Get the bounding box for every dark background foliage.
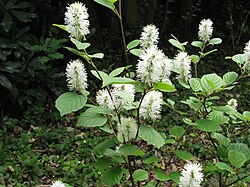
[0,0,249,118]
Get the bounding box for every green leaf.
[55,92,87,116]
[133,169,148,182]
[138,125,165,149]
[208,111,229,124]
[214,106,236,115]
[166,139,175,144]
[169,38,185,51]
[64,46,82,56]
[154,82,175,92]
[118,144,144,156]
[70,38,90,50]
[169,126,185,138]
[195,119,222,132]
[88,53,104,59]
[215,162,235,174]
[243,111,250,121]
[77,108,108,127]
[144,181,157,187]
[174,150,193,160]
[154,168,171,181]
[102,167,123,186]
[143,155,160,165]
[167,99,175,107]
[212,133,231,147]
[181,97,202,111]
[169,172,181,183]
[99,124,113,134]
[94,0,115,11]
[85,107,113,114]
[103,77,136,87]
[127,39,140,50]
[191,41,203,48]
[93,138,118,154]
[228,143,250,160]
[0,74,12,90]
[243,176,250,182]
[91,70,109,81]
[190,54,200,63]
[109,0,118,3]
[95,157,112,171]
[209,38,222,45]
[2,12,12,32]
[109,67,125,77]
[178,79,190,89]
[189,78,202,92]
[201,73,224,93]
[203,49,217,57]
[65,184,73,187]
[52,24,67,31]
[228,150,246,168]
[223,72,238,85]
[232,54,245,66]
[130,48,142,57]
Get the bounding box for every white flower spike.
[140,24,159,49]
[139,90,163,120]
[227,98,238,109]
[243,40,250,73]
[198,19,213,42]
[65,2,90,40]
[96,89,115,110]
[173,52,192,82]
[66,59,88,92]
[179,162,204,187]
[117,117,138,142]
[137,46,171,86]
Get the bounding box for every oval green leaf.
[215,162,235,174]
[228,150,246,168]
[133,169,148,182]
[55,92,87,116]
[195,119,222,132]
[174,150,193,160]
[127,39,140,50]
[102,167,123,186]
[169,126,185,138]
[138,125,165,149]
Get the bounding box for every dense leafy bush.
[53,1,250,186]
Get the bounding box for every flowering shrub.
[53,1,250,186]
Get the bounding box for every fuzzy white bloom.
[173,52,192,82]
[51,180,65,187]
[159,57,172,81]
[66,59,88,92]
[227,98,238,109]
[96,89,115,110]
[112,84,135,97]
[117,117,138,142]
[96,84,135,111]
[244,40,250,57]
[140,24,159,49]
[139,90,163,120]
[243,40,250,73]
[198,19,213,42]
[112,84,135,107]
[137,46,171,86]
[179,162,204,187]
[65,2,90,40]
